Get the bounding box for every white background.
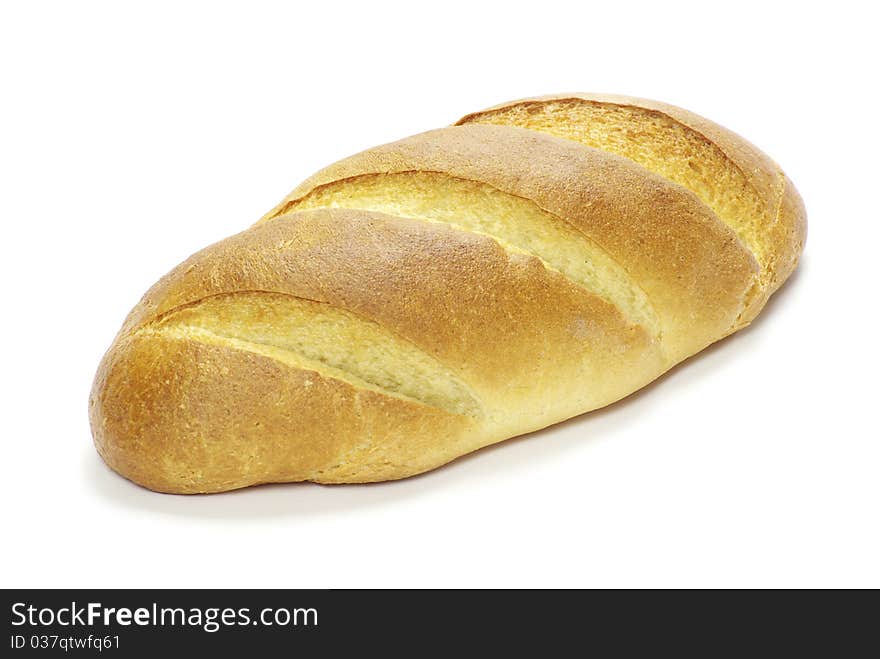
[2,1,877,588]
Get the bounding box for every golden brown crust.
[90,95,806,494]
[458,92,781,203]
[772,172,807,292]
[264,124,757,361]
[456,93,807,314]
[91,332,479,493]
[91,209,663,492]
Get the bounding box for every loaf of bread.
[90,94,806,493]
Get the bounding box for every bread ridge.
[261,124,757,362]
[142,290,483,416]
[92,331,483,492]
[455,93,807,324]
[286,170,661,337]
